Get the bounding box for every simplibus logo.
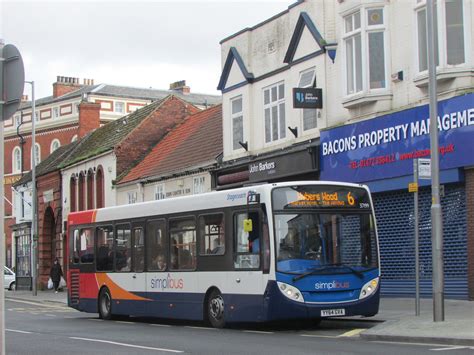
[315,281,350,290]
[150,273,184,290]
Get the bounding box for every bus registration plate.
[321,308,345,317]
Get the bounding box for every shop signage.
[293,88,323,109]
[320,94,474,182]
[248,148,318,182]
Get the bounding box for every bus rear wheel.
[99,288,113,320]
[207,290,225,328]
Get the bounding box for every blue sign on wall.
[320,93,474,183]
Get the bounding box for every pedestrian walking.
[50,258,63,293]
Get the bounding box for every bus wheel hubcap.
[210,296,224,319]
[102,293,110,313]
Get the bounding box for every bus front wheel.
[99,288,113,320]
[207,289,225,328]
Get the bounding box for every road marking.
[6,299,63,308]
[371,341,451,347]
[45,314,57,317]
[150,324,171,327]
[338,328,365,337]
[431,346,474,351]
[243,330,274,334]
[6,329,32,334]
[300,334,337,339]
[69,337,183,353]
[184,326,217,330]
[115,321,135,324]
[88,319,104,322]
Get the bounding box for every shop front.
[213,143,319,190]
[320,93,474,300]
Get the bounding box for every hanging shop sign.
[293,88,323,109]
[320,93,474,183]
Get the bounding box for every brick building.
[5,75,220,271]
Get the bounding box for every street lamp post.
[427,0,444,322]
[25,81,38,296]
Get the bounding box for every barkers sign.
[320,94,474,182]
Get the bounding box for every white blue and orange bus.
[67,181,380,327]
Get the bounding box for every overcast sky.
[1,0,295,99]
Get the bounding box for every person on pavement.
[50,258,63,294]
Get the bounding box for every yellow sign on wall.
[408,182,418,193]
[3,175,21,185]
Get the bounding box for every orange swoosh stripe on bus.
[92,210,97,223]
[95,273,150,301]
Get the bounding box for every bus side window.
[146,219,167,271]
[169,218,196,270]
[199,214,225,256]
[79,228,94,264]
[72,229,80,264]
[96,226,114,271]
[116,225,131,272]
[132,227,145,272]
[234,212,260,269]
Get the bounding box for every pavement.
[4,289,474,346]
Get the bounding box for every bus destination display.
[273,186,371,210]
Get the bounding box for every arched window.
[96,166,104,209]
[71,135,78,142]
[31,143,41,168]
[70,175,77,213]
[87,169,94,210]
[50,139,61,153]
[12,147,22,173]
[78,172,85,211]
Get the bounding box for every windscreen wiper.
[292,264,364,282]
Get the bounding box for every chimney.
[53,75,92,98]
[78,101,101,138]
[169,80,190,95]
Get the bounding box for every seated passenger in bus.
[154,254,166,271]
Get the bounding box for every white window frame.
[154,184,165,200]
[415,0,469,74]
[71,135,78,142]
[193,176,206,195]
[115,101,125,114]
[230,95,244,151]
[263,81,286,144]
[342,6,388,97]
[31,143,41,168]
[50,139,61,153]
[127,191,138,204]
[12,147,21,173]
[298,67,318,132]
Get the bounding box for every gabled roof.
[283,12,326,64]
[59,97,170,169]
[14,141,81,187]
[119,104,223,185]
[217,47,254,91]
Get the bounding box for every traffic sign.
[409,182,418,193]
[418,158,431,180]
[1,44,25,121]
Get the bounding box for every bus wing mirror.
[243,219,253,233]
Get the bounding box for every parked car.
[4,266,16,291]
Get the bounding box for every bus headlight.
[277,282,304,303]
[359,277,379,300]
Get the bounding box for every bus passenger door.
[130,223,147,316]
[229,210,266,321]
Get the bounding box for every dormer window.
[231,96,243,151]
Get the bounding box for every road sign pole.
[414,159,420,316]
[427,0,444,322]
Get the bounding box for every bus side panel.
[145,292,203,320]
